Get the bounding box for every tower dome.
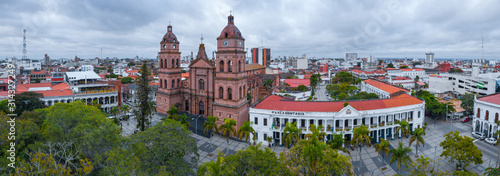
[162,25,179,44]
[218,15,244,40]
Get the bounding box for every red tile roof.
[284,79,310,88]
[16,83,53,92]
[30,70,46,74]
[400,68,424,71]
[478,93,500,105]
[35,89,73,97]
[364,79,409,94]
[51,82,70,90]
[181,73,190,79]
[254,94,423,112]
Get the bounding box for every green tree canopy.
[104,119,198,175]
[440,131,483,170]
[387,63,395,68]
[133,60,155,131]
[120,76,134,84]
[14,92,45,115]
[220,144,290,175]
[460,93,474,115]
[41,101,121,171]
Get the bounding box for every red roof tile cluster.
[364,79,409,94]
[400,68,424,71]
[284,79,310,88]
[51,82,70,90]
[16,82,71,94]
[181,73,190,79]
[254,94,423,112]
[35,89,73,97]
[30,70,46,75]
[478,93,500,105]
[392,76,410,80]
[352,69,386,75]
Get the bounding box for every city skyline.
[1,0,500,60]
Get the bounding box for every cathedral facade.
[156,15,265,128]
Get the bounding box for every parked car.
[485,138,497,145]
[472,132,486,140]
[461,117,471,122]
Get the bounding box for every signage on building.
[271,111,305,116]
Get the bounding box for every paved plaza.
[120,112,499,175]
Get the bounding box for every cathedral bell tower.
[157,24,182,114]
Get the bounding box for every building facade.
[249,94,425,146]
[473,93,500,138]
[156,15,265,128]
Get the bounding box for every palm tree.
[167,105,179,120]
[110,106,119,117]
[395,119,410,142]
[374,138,390,161]
[327,132,350,155]
[390,142,412,171]
[237,121,254,145]
[351,124,371,169]
[283,122,301,148]
[203,116,219,156]
[409,128,425,156]
[179,114,190,129]
[266,137,273,148]
[120,105,131,121]
[422,122,428,135]
[263,79,273,91]
[219,118,237,154]
[197,147,224,176]
[303,124,327,174]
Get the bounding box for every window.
[219,60,224,72]
[264,118,267,126]
[477,108,480,118]
[228,60,232,72]
[495,113,499,123]
[218,87,223,99]
[254,117,258,125]
[485,110,489,121]
[176,59,180,68]
[264,134,267,140]
[418,111,421,118]
[171,59,174,68]
[177,79,180,88]
[172,80,175,88]
[164,79,167,89]
[254,132,258,140]
[228,88,232,100]
[199,101,204,115]
[199,79,205,90]
[185,100,189,111]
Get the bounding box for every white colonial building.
[473,93,500,138]
[361,79,410,99]
[249,93,425,146]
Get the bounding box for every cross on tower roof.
[201,34,204,44]
[230,10,232,15]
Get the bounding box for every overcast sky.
[1,0,499,60]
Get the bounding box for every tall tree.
[167,104,179,120]
[178,114,190,129]
[237,121,254,145]
[14,92,45,115]
[396,119,410,142]
[440,131,483,170]
[409,128,425,156]
[283,122,301,148]
[203,116,219,156]
[390,142,412,171]
[387,63,395,68]
[460,93,474,116]
[133,60,155,132]
[327,132,350,155]
[374,138,390,161]
[219,118,237,154]
[351,124,371,170]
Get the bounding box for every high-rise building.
[346,53,357,61]
[251,47,270,67]
[425,52,434,63]
[44,54,50,70]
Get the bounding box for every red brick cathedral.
[156,15,265,129]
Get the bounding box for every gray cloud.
[0,0,499,60]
